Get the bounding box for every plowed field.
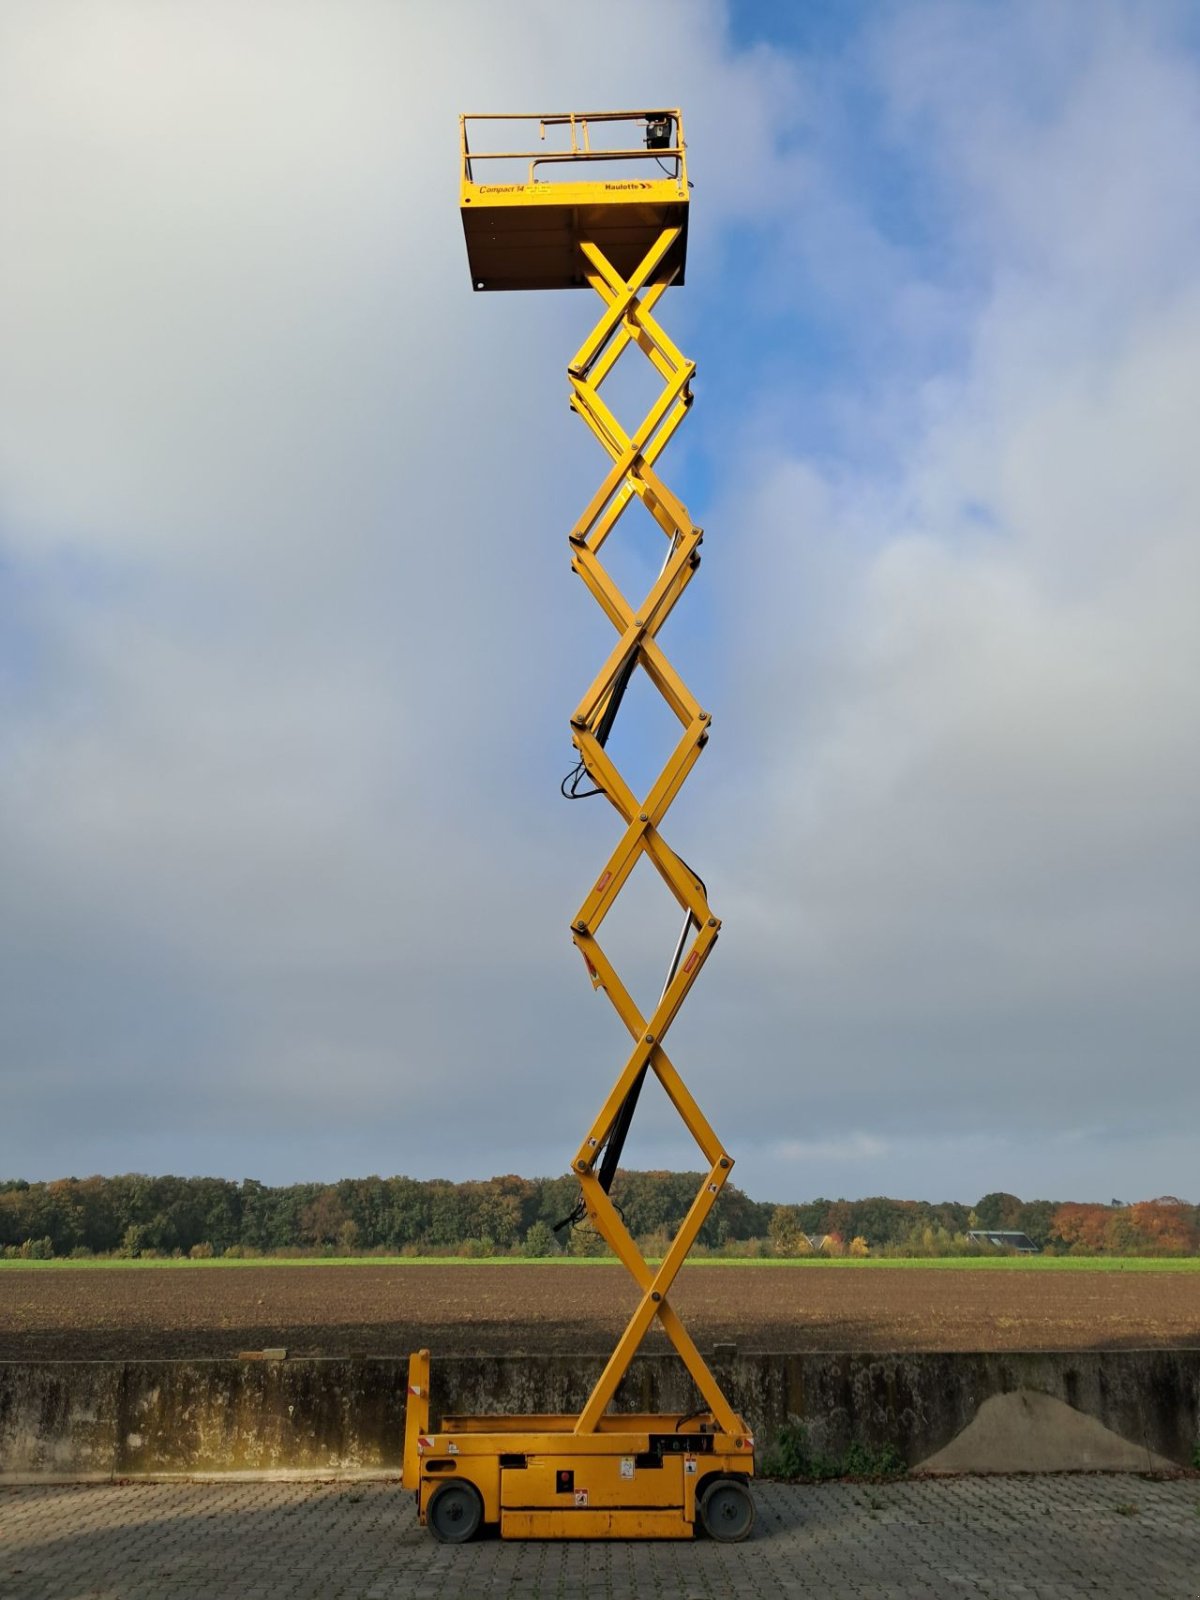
[4,1262,1198,1360]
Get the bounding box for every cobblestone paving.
[1,1476,1197,1599]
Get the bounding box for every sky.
[2,0,1198,1206]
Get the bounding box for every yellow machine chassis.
[403,1350,752,1541]
[404,112,752,1542]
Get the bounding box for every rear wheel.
[426,1480,483,1544]
[698,1476,754,1542]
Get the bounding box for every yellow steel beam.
[402,1348,430,1491]
[576,1173,740,1434]
[459,223,737,1446]
[568,229,680,379]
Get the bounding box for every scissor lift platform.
[412,110,752,1543]
[460,111,689,291]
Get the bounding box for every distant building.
[967,1229,1039,1254]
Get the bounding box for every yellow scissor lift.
[402,110,754,1544]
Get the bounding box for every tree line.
[0,1173,1195,1259]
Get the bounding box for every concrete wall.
[2,1350,1197,1482]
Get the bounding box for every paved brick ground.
[1,1476,1197,1599]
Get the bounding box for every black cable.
[560,759,603,800]
[675,1408,709,1432]
[594,1065,647,1196]
[595,650,638,744]
[674,851,707,903]
[551,1185,628,1236]
[552,1196,586,1234]
[558,648,638,800]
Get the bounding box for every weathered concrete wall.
[2,1350,1197,1481]
[0,1359,409,1480]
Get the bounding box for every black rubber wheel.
[698,1476,755,1542]
[426,1480,483,1544]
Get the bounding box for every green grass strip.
[2,1255,1197,1272]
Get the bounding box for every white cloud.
[0,0,811,1183]
[772,1133,888,1165]
[704,3,1200,1201]
[1,2,1196,1205]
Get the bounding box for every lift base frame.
[403,1353,754,1540]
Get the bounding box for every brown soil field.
[3,1264,1198,1361]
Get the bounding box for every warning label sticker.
[619,1458,635,1479]
[574,1488,589,1507]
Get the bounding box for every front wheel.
[698,1476,755,1542]
[426,1480,483,1544]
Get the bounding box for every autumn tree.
[768,1205,802,1257]
[300,1189,351,1248]
[1128,1200,1198,1255]
[975,1192,1023,1230]
[1051,1203,1111,1253]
